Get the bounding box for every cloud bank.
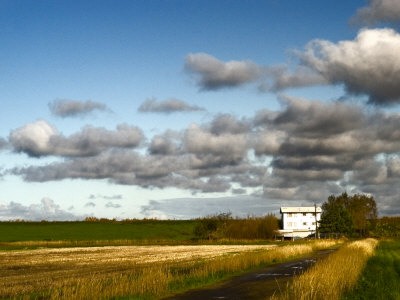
[0,198,82,221]
[141,196,284,219]
[8,96,400,215]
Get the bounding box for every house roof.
[280,207,322,213]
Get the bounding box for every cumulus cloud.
[350,0,400,25]
[84,201,96,207]
[0,198,82,221]
[9,120,144,157]
[185,53,262,90]
[138,98,205,113]
[10,97,400,215]
[49,99,109,117]
[299,28,400,104]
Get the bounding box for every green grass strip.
[343,239,400,300]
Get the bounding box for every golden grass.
[275,238,378,300]
[0,240,339,299]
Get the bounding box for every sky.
[1,0,400,220]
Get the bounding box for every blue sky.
[1,0,400,220]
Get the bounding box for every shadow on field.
[164,247,338,300]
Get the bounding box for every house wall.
[282,212,321,231]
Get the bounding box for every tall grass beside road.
[276,239,378,300]
[0,240,338,299]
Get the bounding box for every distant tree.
[319,195,355,236]
[319,192,378,237]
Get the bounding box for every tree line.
[193,213,279,240]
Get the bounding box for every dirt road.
[164,248,337,300]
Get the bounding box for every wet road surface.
[164,248,337,300]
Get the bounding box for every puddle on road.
[255,273,291,278]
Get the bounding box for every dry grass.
[275,238,378,300]
[0,240,338,299]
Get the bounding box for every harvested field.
[0,244,275,298]
[0,241,338,299]
[0,244,277,265]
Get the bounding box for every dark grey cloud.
[185,53,262,90]
[49,99,109,118]
[9,120,144,157]
[138,98,205,113]
[272,95,365,138]
[350,0,400,25]
[149,135,179,155]
[263,181,344,203]
[0,198,82,221]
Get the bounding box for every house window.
[288,222,292,227]
[303,222,307,226]
[293,222,297,227]
[288,213,292,218]
[303,213,306,216]
[312,222,316,225]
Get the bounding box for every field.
[0,220,197,243]
[0,240,338,299]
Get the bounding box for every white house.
[278,206,322,239]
